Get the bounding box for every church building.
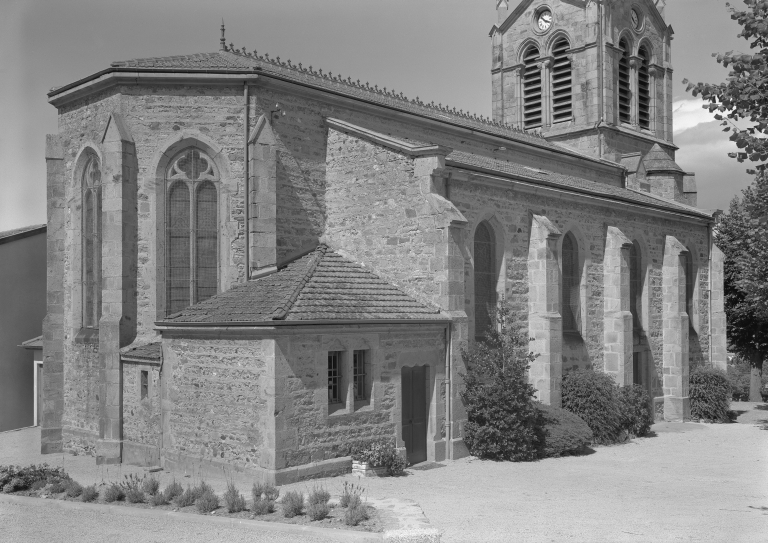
[42,0,726,484]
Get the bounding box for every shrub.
[149,492,169,506]
[459,305,545,461]
[690,367,731,422]
[81,485,98,502]
[2,478,24,493]
[727,357,768,400]
[536,403,593,457]
[195,490,219,513]
[48,478,69,494]
[619,384,654,437]
[223,482,246,513]
[344,495,369,526]
[125,487,145,504]
[173,485,197,508]
[307,486,330,506]
[141,477,160,496]
[281,490,304,518]
[104,483,125,503]
[386,455,407,476]
[339,481,364,508]
[30,480,47,492]
[163,480,184,501]
[350,439,407,474]
[252,482,279,502]
[561,370,624,445]
[0,464,67,491]
[307,501,330,521]
[65,481,83,498]
[251,498,275,515]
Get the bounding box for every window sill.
[328,403,347,416]
[353,400,372,412]
[74,327,100,345]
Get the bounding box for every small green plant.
[141,477,160,496]
[149,491,169,506]
[350,439,408,474]
[65,481,83,498]
[223,482,246,513]
[195,489,219,513]
[173,485,197,508]
[339,481,364,508]
[690,367,731,422]
[104,483,125,503]
[619,384,654,437]
[81,485,98,502]
[344,495,369,526]
[307,501,330,521]
[251,497,275,515]
[30,480,47,492]
[307,485,330,506]
[252,482,279,502]
[163,480,184,501]
[281,490,304,518]
[125,487,145,503]
[48,478,69,494]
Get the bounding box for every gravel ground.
[2,402,767,542]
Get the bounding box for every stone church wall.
[61,342,100,455]
[122,361,161,466]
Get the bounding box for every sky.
[0,0,756,231]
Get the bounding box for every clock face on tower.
[537,10,552,31]
[631,9,641,30]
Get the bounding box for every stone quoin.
[41,0,726,484]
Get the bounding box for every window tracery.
[82,156,102,329]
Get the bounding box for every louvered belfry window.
[552,38,572,123]
[629,241,642,331]
[474,222,497,341]
[166,148,218,315]
[82,156,102,328]
[561,233,581,333]
[618,39,631,124]
[523,45,543,129]
[638,46,651,129]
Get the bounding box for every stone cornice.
[326,117,452,157]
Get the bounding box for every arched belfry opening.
[474,221,497,342]
[523,45,542,129]
[638,45,651,129]
[552,37,572,123]
[618,38,631,124]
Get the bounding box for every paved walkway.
[2,402,767,542]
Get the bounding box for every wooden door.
[401,365,428,465]
[36,364,43,426]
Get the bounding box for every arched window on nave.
[561,232,581,333]
[474,222,497,342]
[82,155,102,329]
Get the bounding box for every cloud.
[673,99,720,134]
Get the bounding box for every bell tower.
[491,0,681,175]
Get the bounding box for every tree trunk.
[749,351,764,402]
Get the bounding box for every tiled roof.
[0,224,46,244]
[20,336,43,349]
[163,245,444,324]
[447,151,713,219]
[642,144,684,173]
[107,49,585,155]
[121,342,162,362]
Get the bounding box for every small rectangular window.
[140,370,149,400]
[353,350,367,401]
[328,352,342,404]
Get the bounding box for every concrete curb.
[0,494,382,542]
[369,497,442,543]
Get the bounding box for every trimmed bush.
[536,403,593,457]
[619,384,654,437]
[163,480,184,501]
[459,305,545,461]
[81,485,98,502]
[690,367,731,422]
[65,481,83,498]
[562,370,624,445]
[104,483,125,503]
[223,482,246,513]
[141,477,160,496]
[281,490,304,518]
[195,490,219,513]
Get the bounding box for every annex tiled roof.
[0,224,46,244]
[642,144,685,173]
[163,245,444,324]
[19,336,43,350]
[447,151,713,219]
[121,342,162,362]
[107,48,585,156]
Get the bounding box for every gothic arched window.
[474,222,497,341]
[618,38,631,124]
[82,155,102,329]
[638,45,651,129]
[684,249,695,331]
[561,232,581,333]
[166,148,219,315]
[629,241,643,332]
[552,37,572,123]
[523,45,543,129]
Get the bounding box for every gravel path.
[2,402,767,542]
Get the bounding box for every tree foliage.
[459,305,545,461]
[684,1,768,172]
[715,173,768,401]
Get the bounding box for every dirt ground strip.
[2,402,767,542]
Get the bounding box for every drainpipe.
[707,221,713,365]
[597,1,605,159]
[444,324,452,460]
[244,82,250,280]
